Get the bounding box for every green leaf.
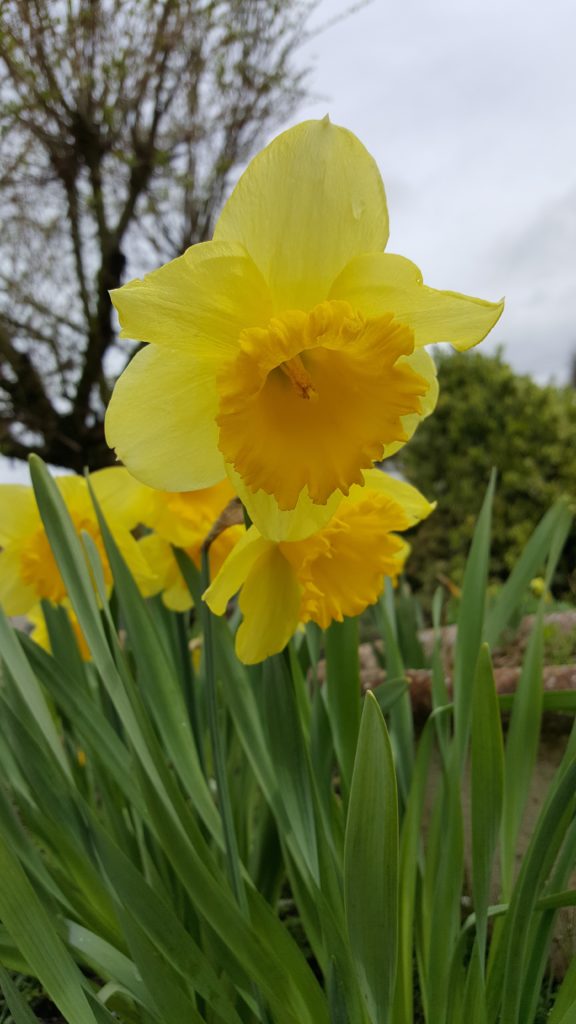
[0,965,42,1023]
[548,954,576,1024]
[344,691,399,1023]
[0,831,102,1024]
[501,605,544,896]
[262,653,319,881]
[496,760,576,1024]
[85,476,221,841]
[0,607,68,776]
[324,617,361,800]
[28,455,114,675]
[452,471,495,764]
[374,586,414,803]
[485,500,573,648]
[470,645,504,966]
[393,713,440,1022]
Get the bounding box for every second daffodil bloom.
[136,480,244,611]
[203,470,434,664]
[106,118,503,538]
[0,469,154,616]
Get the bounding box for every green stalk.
[200,545,271,1023]
[200,545,247,914]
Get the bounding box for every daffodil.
[106,118,503,538]
[0,469,154,616]
[203,470,434,664]
[136,480,244,611]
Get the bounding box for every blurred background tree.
[400,349,576,605]
[0,0,318,470]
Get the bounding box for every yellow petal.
[105,345,225,490]
[136,533,174,597]
[116,530,160,593]
[162,579,194,613]
[356,469,436,526]
[203,527,271,615]
[214,119,388,312]
[236,546,302,664]
[0,485,38,545]
[330,253,504,351]
[89,467,155,530]
[0,547,37,615]
[228,465,340,542]
[143,480,238,549]
[110,241,272,358]
[381,348,439,459]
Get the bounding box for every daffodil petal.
[0,485,38,544]
[357,469,435,525]
[203,527,271,615]
[105,345,225,490]
[163,579,194,613]
[228,464,340,542]
[0,547,37,615]
[236,546,302,664]
[110,241,272,357]
[381,348,439,459]
[330,253,504,350]
[136,534,172,598]
[214,119,388,312]
[89,467,153,530]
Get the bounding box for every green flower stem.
[200,544,271,1023]
[200,545,248,914]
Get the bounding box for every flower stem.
[200,545,271,1022]
[200,545,248,913]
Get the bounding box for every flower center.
[216,300,427,511]
[279,355,318,400]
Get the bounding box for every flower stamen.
[279,355,318,400]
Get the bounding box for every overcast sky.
[293,0,576,383]
[2,0,574,483]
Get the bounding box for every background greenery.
[400,349,576,608]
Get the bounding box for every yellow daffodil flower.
[0,469,154,616]
[28,602,91,662]
[136,479,243,611]
[203,470,434,664]
[106,118,503,538]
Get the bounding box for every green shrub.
[400,349,576,605]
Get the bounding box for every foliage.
[0,0,315,470]
[400,348,576,606]
[0,458,574,1023]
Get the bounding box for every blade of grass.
[0,965,43,1024]
[485,500,572,648]
[324,617,361,802]
[471,644,504,968]
[344,691,399,1023]
[501,603,545,896]
[452,471,495,767]
[0,831,105,1024]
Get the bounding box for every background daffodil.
[203,470,435,664]
[106,118,503,534]
[0,469,154,616]
[136,480,244,611]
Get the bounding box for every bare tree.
[0,0,314,470]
